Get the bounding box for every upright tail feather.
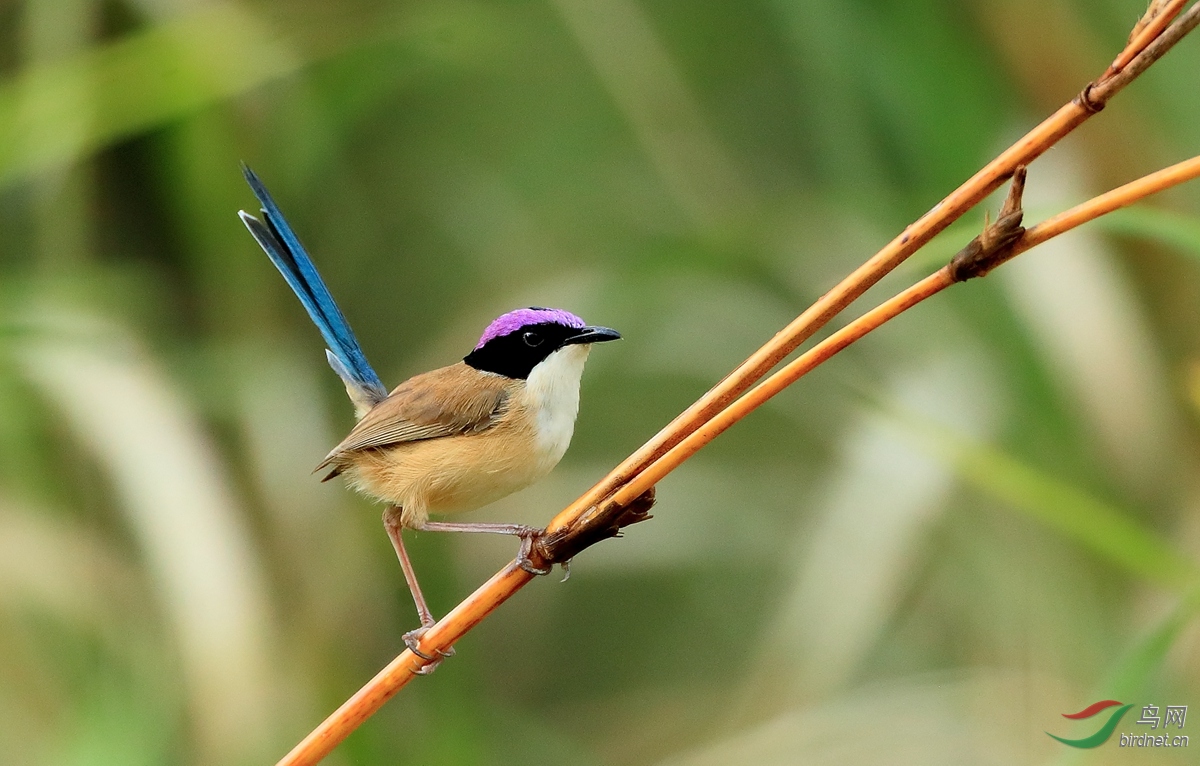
[238,165,388,416]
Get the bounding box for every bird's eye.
[522,331,543,347]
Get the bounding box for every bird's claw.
[403,625,454,674]
[515,527,552,576]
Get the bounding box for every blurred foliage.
[1,0,1199,764]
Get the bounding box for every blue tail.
[238,165,387,410]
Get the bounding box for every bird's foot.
[515,527,553,576]
[403,624,455,674]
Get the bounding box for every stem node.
[948,166,1027,282]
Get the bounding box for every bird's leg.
[383,509,435,627]
[413,521,552,576]
[383,508,453,672]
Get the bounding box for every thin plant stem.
[1015,155,1200,255]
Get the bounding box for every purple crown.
[475,307,585,349]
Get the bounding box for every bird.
[237,166,620,664]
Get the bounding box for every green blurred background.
[2,0,1199,763]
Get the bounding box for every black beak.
[564,326,622,345]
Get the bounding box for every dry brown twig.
[276,4,1200,764]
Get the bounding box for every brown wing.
[317,362,512,475]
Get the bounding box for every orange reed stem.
[1016,154,1200,254]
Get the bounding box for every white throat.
[522,343,591,464]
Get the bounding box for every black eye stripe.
[464,321,580,379]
